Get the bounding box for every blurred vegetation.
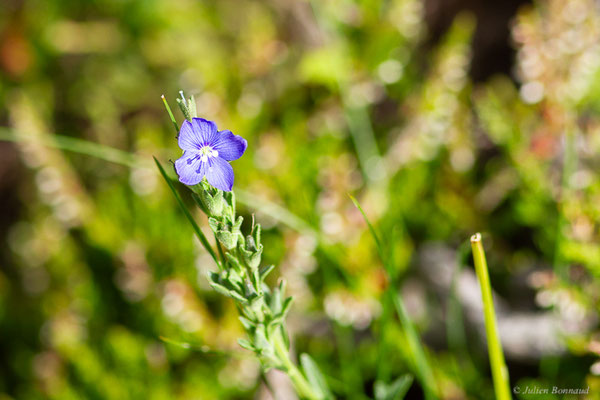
[1,0,600,399]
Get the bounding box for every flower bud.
[208,216,243,250]
[240,224,263,269]
[196,184,224,217]
[176,91,197,121]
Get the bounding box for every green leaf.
[254,324,271,352]
[270,285,282,314]
[225,252,244,275]
[374,375,414,400]
[238,339,255,351]
[240,242,263,270]
[270,297,293,327]
[195,185,224,217]
[260,264,275,280]
[243,277,259,300]
[239,316,255,330]
[0,127,148,169]
[215,229,239,250]
[278,279,287,297]
[223,190,236,221]
[279,325,290,350]
[229,290,249,304]
[392,294,436,399]
[209,281,232,297]
[225,265,244,288]
[159,336,230,356]
[154,158,218,263]
[300,353,333,400]
[280,296,293,317]
[208,217,220,232]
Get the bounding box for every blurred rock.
[418,242,596,361]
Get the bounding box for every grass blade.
[391,293,436,400]
[161,94,180,135]
[470,233,511,400]
[237,189,322,241]
[154,157,218,263]
[159,336,248,358]
[0,127,147,169]
[348,195,383,258]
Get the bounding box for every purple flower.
[174,118,247,191]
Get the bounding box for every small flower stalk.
[162,91,331,400]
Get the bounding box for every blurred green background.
[1,0,600,398]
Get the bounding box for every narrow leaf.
[271,286,282,314]
[161,95,180,135]
[259,264,275,280]
[374,374,414,400]
[0,127,147,169]
[392,294,436,400]
[229,290,249,304]
[239,316,255,330]
[209,281,232,297]
[280,325,290,350]
[238,339,255,351]
[159,336,229,356]
[280,296,293,317]
[300,353,333,400]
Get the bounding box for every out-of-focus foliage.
[1,0,600,398]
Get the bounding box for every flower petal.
[178,118,218,151]
[211,130,248,161]
[192,118,219,144]
[205,157,234,191]
[177,120,199,151]
[174,151,207,185]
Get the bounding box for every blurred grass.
[350,195,435,400]
[1,0,600,399]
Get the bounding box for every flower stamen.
[199,146,218,163]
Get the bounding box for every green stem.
[470,233,511,400]
[273,330,322,400]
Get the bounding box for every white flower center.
[199,146,219,162]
